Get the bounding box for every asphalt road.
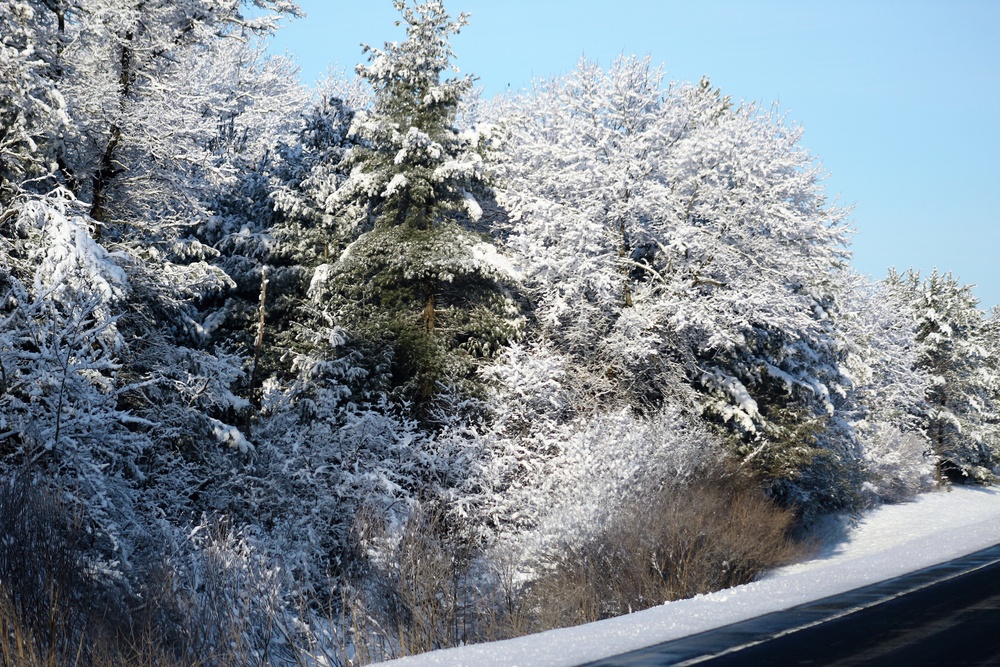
[583,543,1000,667]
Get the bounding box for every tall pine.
[313,1,519,409]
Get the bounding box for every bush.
[344,502,483,661]
[0,474,122,664]
[0,475,327,666]
[135,519,296,667]
[336,467,807,659]
[523,467,805,629]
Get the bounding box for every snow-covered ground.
[376,486,1000,667]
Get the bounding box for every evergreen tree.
[311,1,519,409]
[888,268,998,484]
[263,76,366,393]
[984,307,1000,459]
[838,271,933,502]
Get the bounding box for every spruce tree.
[314,1,519,409]
[888,268,998,484]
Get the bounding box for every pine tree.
[312,1,519,409]
[888,268,998,484]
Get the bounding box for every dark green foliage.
[274,1,521,413]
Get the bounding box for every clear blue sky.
[264,0,1000,310]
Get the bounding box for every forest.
[1,0,999,664]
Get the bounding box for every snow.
[209,418,254,455]
[383,172,409,197]
[375,486,1000,667]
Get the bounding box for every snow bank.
[376,486,1000,667]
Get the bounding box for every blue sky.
[264,0,1000,310]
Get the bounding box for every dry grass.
[522,467,806,630]
[0,475,116,667]
[0,595,190,667]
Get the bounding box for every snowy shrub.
[0,475,114,655]
[0,483,325,667]
[138,518,297,667]
[524,468,803,629]
[247,326,479,595]
[859,424,934,504]
[467,338,740,566]
[457,340,811,638]
[466,374,736,576]
[508,408,726,558]
[345,501,484,660]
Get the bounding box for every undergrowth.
[0,467,806,665]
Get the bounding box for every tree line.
[1,0,998,662]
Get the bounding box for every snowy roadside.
[375,486,1000,667]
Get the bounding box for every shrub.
[0,476,326,666]
[344,502,482,661]
[523,467,805,629]
[0,474,117,664]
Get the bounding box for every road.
[582,543,1000,667]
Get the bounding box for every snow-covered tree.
[0,192,151,565]
[179,37,311,401]
[269,73,369,268]
[0,0,306,359]
[246,337,478,589]
[253,74,368,398]
[888,268,998,483]
[0,0,309,581]
[984,307,1000,457]
[49,0,298,227]
[838,271,933,501]
[491,57,855,511]
[306,0,520,408]
[489,57,696,391]
[0,1,69,204]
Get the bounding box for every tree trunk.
[423,283,436,334]
[934,388,947,488]
[249,266,269,406]
[90,32,134,232]
[618,219,634,308]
